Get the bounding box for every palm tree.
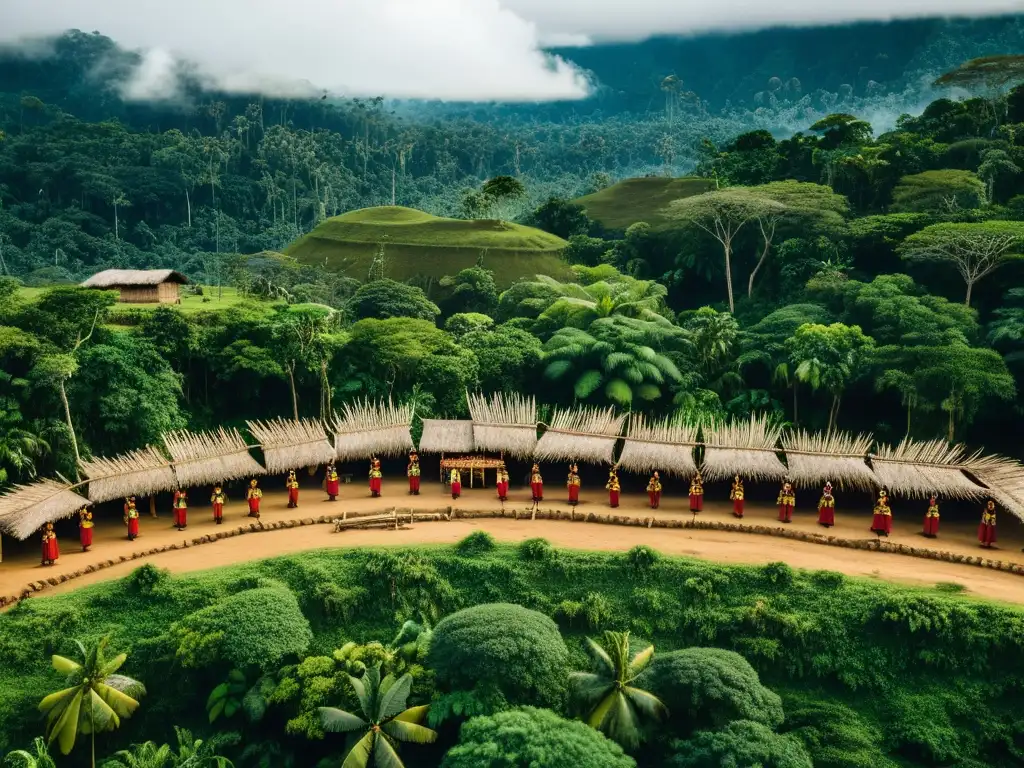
[168,726,235,767]
[570,630,667,749]
[318,664,436,768]
[0,392,49,485]
[532,274,673,332]
[103,741,172,768]
[38,636,146,767]
[3,737,57,768]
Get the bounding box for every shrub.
[783,695,898,768]
[441,707,635,768]
[125,563,170,595]
[625,545,659,577]
[669,720,813,768]
[455,531,497,557]
[519,537,556,561]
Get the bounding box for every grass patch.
[574,176,715,230]
[286,206,571,288]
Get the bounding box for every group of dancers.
[36,455,1009,565]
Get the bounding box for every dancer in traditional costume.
[124,497,140,540]
[369,457,383,498]
[211,485,227,524]
[407,451,421,495]
[40,522,58,566]
[647,472,662,509]
[496,463,510,502]
[246,479,262,518]
[606,468,621,508]
[530,464,544,502]
[777,481,795,523]
[78,506,94,551]
[325,462,340,501]
[173,489,188,530]
[923,495,939,538]
[286,470,300,509]
[730,475,745,518]
[978,499,997,548]
[817,482,835,528]
[689,471,704,512]
[567,464,581,506]
[450,468,462,500]
[870,489,892,536]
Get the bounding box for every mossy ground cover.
[1,540,1022,766]
[573,177,715,230]
[286,206,571,288]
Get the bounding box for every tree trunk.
[748,243,770,298]
[965,280,974,307]
[185,187,191,228]
[114,203,119,240]
[723,241,735,313]
[906,401,911,437]
[57,378,81,478]
[792,384,798,426]
[288,362,299,421]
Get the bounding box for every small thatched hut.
[81,269,189,304]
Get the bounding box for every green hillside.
[575,177,715,230]
[286,206,571,287]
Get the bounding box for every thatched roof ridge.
[534,406,626,464]
[468,392,538,458]
[82,269,189,288]
[701,415,786,482]
[418,419,475,454]
[963,452,1024,521]
[81,446,177,503]
[870,438,986,499]
[782,429,876,490]
[163,428,264,487]
[246,418,335,474]
[332,399,414,461]
[618,414,698,476]
[0,479,91,540]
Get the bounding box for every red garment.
[818,505,835,527]
[42,535,59,563]
[923,515,939,537]
[978,522,997,546]
[247,498,260,516]
[409,476,420,493]
[568,485,580,504]
[451,481,462,499]
[369,477,382,496]
[288,487,299,505]
[689,493,703,512]
[497,481,509,500]
[531,482,543,502]
[174,507,187,528]
[326,478,340,499]
[871,513,892,535]
[80,526,93,549]
[213,503,224,521]
[127,517,140,537]
[778,504,793,523]
[609,490,620,508]
[733,499,744,518]
[648,491,661,509]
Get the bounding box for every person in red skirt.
[246,479,262,518]
[567,464,581,506]
[325,462,340,501]
[817,481,835,528]
[173,488,188,530]
[647,472,662,509]
[211,485,227,524]
[730,475,745,518]
[777,481,795,523]
[923,495,939,538]
[496,462,510,501]
[78,506,94,551]
[369,457,383,498]
[870,489,892,536]
[530,464,544,502]
[407,451,421,495]
[41,521,59,566]
[286,470,300,509]
[689,471,704,512]
[606,468,621,508]
[124,497,140,540]
[450,468,462,499]
[978,499,997,548]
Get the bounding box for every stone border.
[4,506,1022,608]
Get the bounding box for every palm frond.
[871,438,987,499]
[318,707,368,734]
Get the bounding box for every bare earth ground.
[3,479,1024,604]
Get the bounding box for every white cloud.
[0,0,1019,101]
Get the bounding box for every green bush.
[783,695,898,768]
[668,720,813,768]
[441,707,635,768]
[625,545,659,577]
[519,537,556,561]
[125,563,171,595]
[455,531,497,557]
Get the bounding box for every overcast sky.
[0,0,1020,101]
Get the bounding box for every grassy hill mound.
[287,206,570,288]
[575,176,715,230]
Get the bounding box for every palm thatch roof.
[701,415,787,482]
[781,429,876,490]
[418,419,475,454]
[332,399,414,461]
[0,480,91,540]
[870,438,987,499]
[963,453,1024,521]
[534,407,626,465]
[163,428,264,487]
[246,418,335,474]
[81,446,177,503]
[81,269,189,288]
[468,392,538,458]
[617,414,698,476]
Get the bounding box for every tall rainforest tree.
[786,323,874,432]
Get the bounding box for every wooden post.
[149,495,157,518]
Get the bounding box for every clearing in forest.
[575,176,715,230]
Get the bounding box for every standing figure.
[817,482,835,528]
[606,468,621,508]
[689,471,704,512]
[172,489,188,530]
[978,499,997,548]
[325,462,340,501]
[450,468,462,500]
[407,451,421,495]
[286,470,300,509]
[369,457,383,498]
[41,522,59,566]
[124,497,140,540]
[246,479,263,518]
[870,489,892,536]
[496,463,510,502]
[777,481,795,523]
[211,485,227,524]
[647,472,662,509]
[730,476,745,518]
[530,464,544,502]
[567,464,581,506]
[78,506,94,551]
[923,495,940,538]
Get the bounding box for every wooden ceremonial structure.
[1,392,1024,557]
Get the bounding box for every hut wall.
[117,286,161,304]
[157,282,181,303]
